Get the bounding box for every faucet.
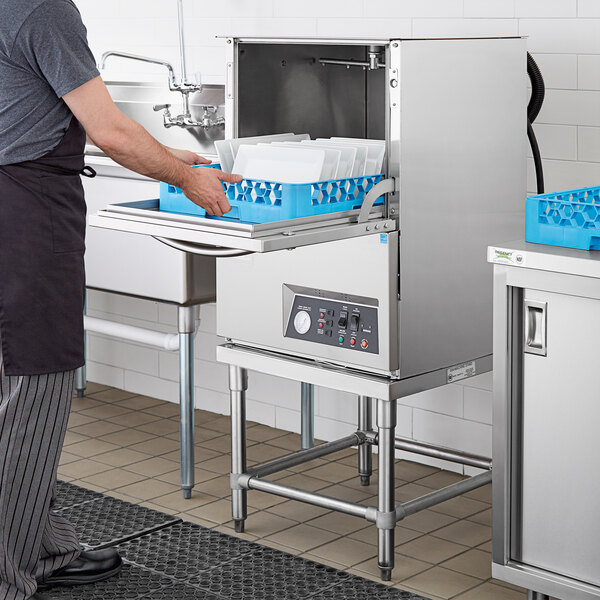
[99,51,179,87]
[99,50,212,128]
[99,1,223,130]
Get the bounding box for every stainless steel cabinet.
[522,288,600,587]
[490,241,600,600]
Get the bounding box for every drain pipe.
[84,316,181,351]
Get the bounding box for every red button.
[350,339,356,346]
[318,323,324,329]
[320,312,325,318]
[361,340,368,349]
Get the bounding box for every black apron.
[0,117,95,376]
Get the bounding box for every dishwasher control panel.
[284,292,379,354]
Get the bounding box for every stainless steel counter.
[490,240,600,600]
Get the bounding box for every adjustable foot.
[182,487,192,499]
[360,475,371,486]
[76,389,85,398]
[234,520,245,533]
[380,568,392,581]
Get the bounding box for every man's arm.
[63,76,240,217]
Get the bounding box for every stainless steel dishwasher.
[490,241,600,600]
[91,36,527,578]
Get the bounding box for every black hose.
[527,120,544,194]
[527,52,545,193]
[527,53,545,123]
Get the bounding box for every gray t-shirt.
[0,0,99,164]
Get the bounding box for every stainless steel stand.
[178,306,196,499]
[300,382,315,450]
[358,396,373,486]
[77,294,199,498]
[229,365,248,533]
[74,358,86,398]
[377,398,396,580]
[75,294,87,398]
[221,343,492,580]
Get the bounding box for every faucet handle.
[153,103,171,112]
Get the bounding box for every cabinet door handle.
[524,300,547,356]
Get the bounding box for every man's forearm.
[93,114,193,188]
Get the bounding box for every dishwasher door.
[89,197,395,255]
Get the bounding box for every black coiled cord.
[527,52,545,193]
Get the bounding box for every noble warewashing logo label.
[489,247,525,266]
[447,361,476,383]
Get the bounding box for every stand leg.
[75,293,87,398]
[179,306,195,499]
[301,382,315,450]
[230,365,248,533]
[528,593,550,600]
[358,395,373,486]
[74,364,86,398]
[377,398,396,581]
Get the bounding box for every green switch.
[338,336,345,343]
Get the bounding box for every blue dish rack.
[525,186,600,250]
[159,164,385,224]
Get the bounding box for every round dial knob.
[293,310,311,335]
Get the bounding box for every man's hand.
[165,147,211,166]
[179,167,242,217]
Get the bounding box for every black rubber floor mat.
[56,495,181,549]
[54,480,106,511]
[119,521,256,579]
[188,546,350,600]
[37,562,173,600]
[315,573,431,599]
[46,482,430,600]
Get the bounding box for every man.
[0,1,241,599]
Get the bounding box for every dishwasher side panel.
[396,38,527,378]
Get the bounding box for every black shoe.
[38,548,122,589]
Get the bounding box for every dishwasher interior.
[217,37,527,381]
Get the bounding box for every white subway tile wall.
[77,1,599,473]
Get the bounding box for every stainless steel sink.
[87,80,225,158]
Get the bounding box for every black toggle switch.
[338,311,348,328]
[350,314,360,330]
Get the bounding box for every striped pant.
[0,344,82,600]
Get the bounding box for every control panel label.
[447,361,476,383]
[285,295,379,355]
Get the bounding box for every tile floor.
[59,382,530,600]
